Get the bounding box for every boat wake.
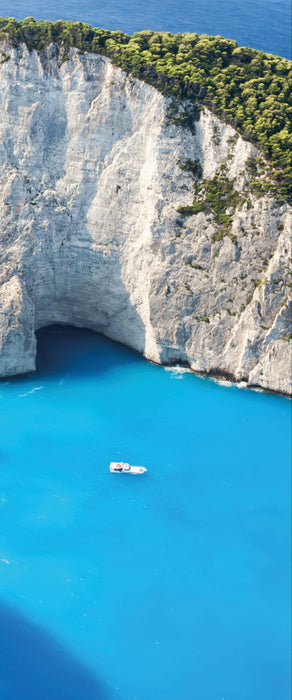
[18,386,44,398]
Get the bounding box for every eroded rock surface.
[0,44,291,393]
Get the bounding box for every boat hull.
[109,462,147,474]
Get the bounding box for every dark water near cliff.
[0,327,291,699]
[1,0,291,57]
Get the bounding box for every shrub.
[180,158,202,179]
[177,205,195,216]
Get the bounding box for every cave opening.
[35,324,139,378]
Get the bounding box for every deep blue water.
[1,0,291,58]
[0,326,291,699]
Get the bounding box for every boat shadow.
[0,600,113,699]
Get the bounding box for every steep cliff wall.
[0,43,291,393]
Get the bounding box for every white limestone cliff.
[0,43,291,393]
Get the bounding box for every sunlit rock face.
[0,43,291,393]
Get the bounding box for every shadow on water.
[35,325,141,379]
[0,600,112,700]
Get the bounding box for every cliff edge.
[0,44,291,394]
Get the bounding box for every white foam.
[18,385,44,397]
[164,366,191,379]
[211,378,233,388]
[237,381,248,389]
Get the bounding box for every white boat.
[109,461,147,474]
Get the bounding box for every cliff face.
[0,43,291,394]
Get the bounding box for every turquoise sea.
[0,326,291,699]
[0,0,291,696]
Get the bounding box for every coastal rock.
[0,276,36,376]
[0,44,291,394]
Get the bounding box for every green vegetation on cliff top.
[0,17,291,202]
